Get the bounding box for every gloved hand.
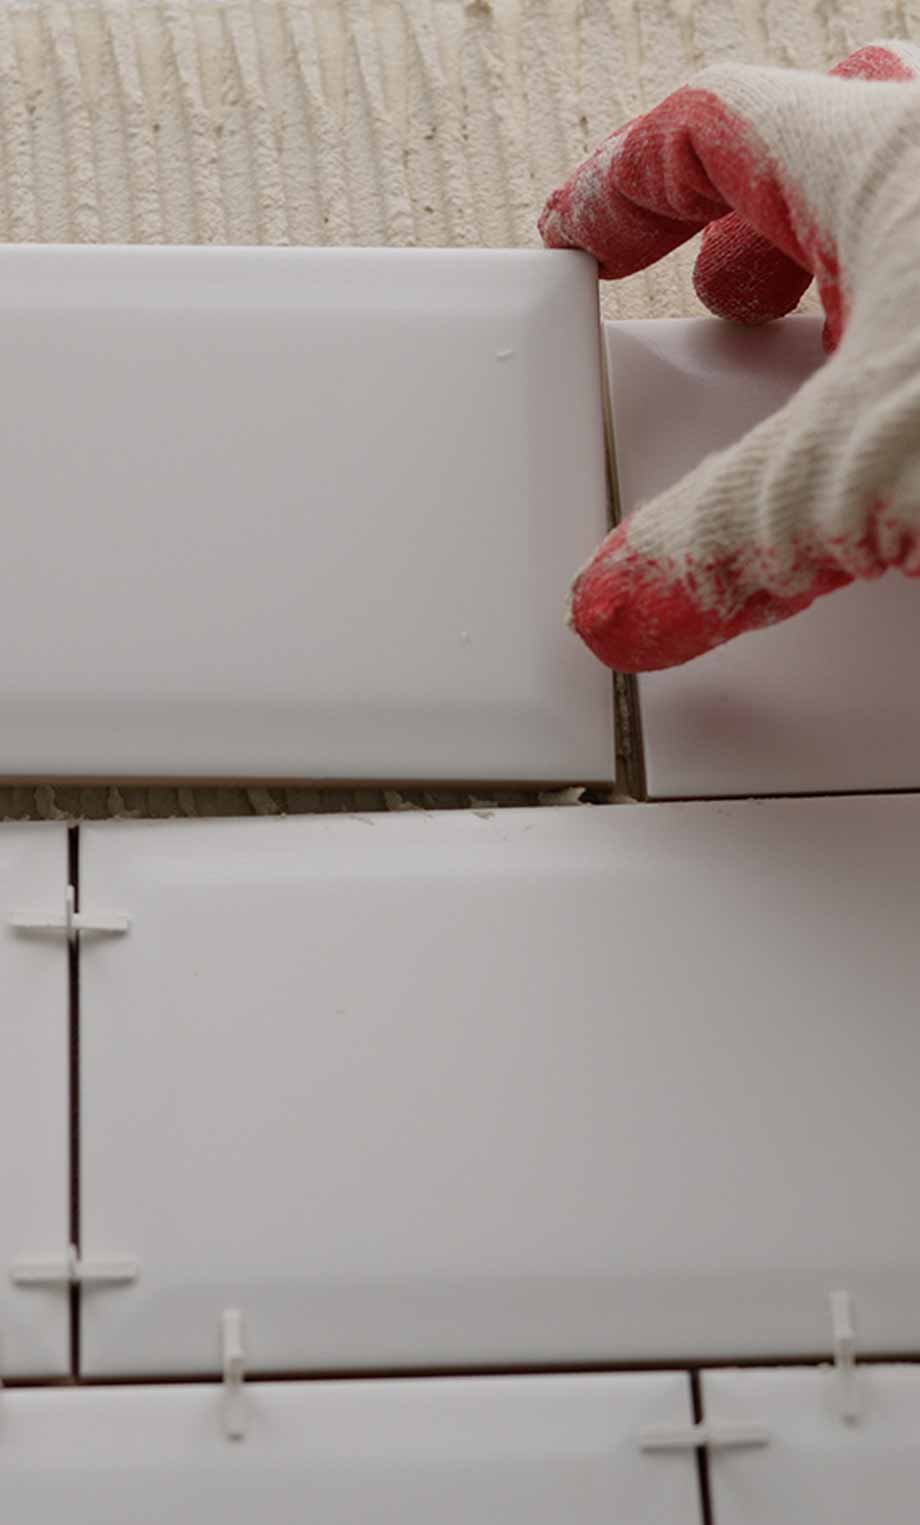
[539,41,920,672]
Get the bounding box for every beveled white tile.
[705,1367,920,1524]
[81,797,920,1374]
[0,247,611,783]
[604,316,920,796]
[1,1374,698,1524]
[0,826,69,1377]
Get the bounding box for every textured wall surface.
[4,0,912,316]
[1,0,916,815]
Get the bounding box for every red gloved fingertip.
[569,543,732,671]
[569,531,853,673]
[693,214,813,326]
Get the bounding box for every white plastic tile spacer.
[221,1309,246,1442]
[830,1288,861,1422]
[639,1421,771,1453]
[10,885,130,942]
[10,1245,139,1288]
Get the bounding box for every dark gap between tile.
[67,826,81,1379]
[647,785,920,804]
[6,1348,919,1392]
[690,1368,715,1525]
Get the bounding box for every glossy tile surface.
[0,826,70,1377]
[0,247,612,783]
[2,1374,698,1523]
[705,1367,920,1524]
[81,798,920,1374]
[604,316,920,796]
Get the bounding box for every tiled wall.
[5,810,920,1520]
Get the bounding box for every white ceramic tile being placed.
[0,826,69,1377]
[1,1374,698,1523]
[82,795,920,1374]
[604,316,920,796]
[0,246,611,784]
[704,1367,920,1524]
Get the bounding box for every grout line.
[648,785,920,804]
[690,1369,715,1525]
[8,1348,920,1393]
[6,779,920,817]
[614,670,647,801]
[67,826,81,1379]
[597,307,647,804]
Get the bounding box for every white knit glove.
[539,42,920,672]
